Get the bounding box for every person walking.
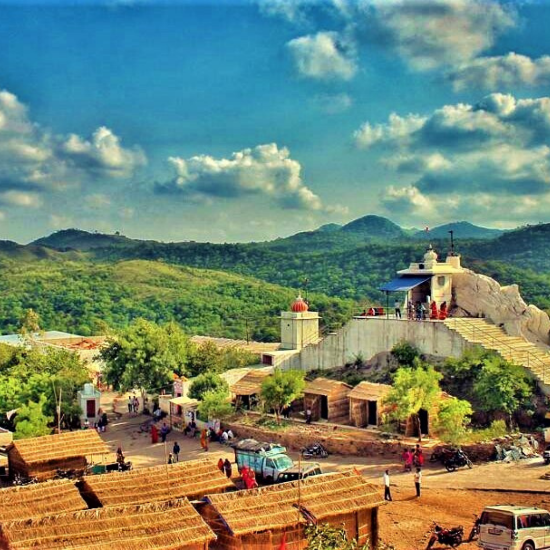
[305,408,312,424]
[133,395,139,414]
[172,441,180,462]
[414,468,422,497]
[160,422,169,443]
[223,458,232,479]
[127,397,133,414]
[151,423,159,444]
[383,469,392,501]
[394,299,401,319]
[200,429,209,452]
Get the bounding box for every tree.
[197,389,234,421]
[384,361,442,439]
[260,369,306,423]
[433,397,473,446]
[391,341,420,367]
[186,341,224,377]
[14,396,52,439]
[305,523,387,550]
[188,372,228,401]
[473,355,533,426]
[100,319,189,398]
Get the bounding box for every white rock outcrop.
[452,269,550,347]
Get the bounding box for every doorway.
[320,396,329,420]
[367,400,378,426]
[86,400,96,418]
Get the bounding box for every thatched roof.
[0,479,87,523]
[347,381,391,402]
[81,458,234,507]
[230,368,272,396]
[8,430,110,465]
[304,378,352,396]
[205,471,384,536]
[0,498,215,550]
[191,335,280,354]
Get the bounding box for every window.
[480,512,514,530]
[438,276,446,286]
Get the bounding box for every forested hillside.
[0,258,353,339]
[2,218,550,340]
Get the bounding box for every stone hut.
[303,378,351,424]
[348,382,391,428]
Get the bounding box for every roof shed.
[230,368,272,409]
[347,382,391,428]
[0,498,215,550]
[80,458,235,508]
[201,471,384,550]
[7,430,111,481]
[0,479,87,523]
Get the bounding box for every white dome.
[424,245,438,262]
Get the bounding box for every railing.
[446,318,548,382]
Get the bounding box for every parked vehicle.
[233,439,321,483]
[54,467,84,480]
[429,447,455,464]
[478,505,550,550]
[12,473,38,486]
[301,442,329,459]
[87,461,133,475]
[443,449,473,472]
[543,444,550,464]
[276,464,323,483]
[425,523,463,549]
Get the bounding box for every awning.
[379,275,431,292]
[170,396,199,407]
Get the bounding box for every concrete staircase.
[444,317,550,387]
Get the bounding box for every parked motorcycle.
[55,467,83,480]
[425,523,464,549]
[301,442,329,459]
[12,473,38,486]
[444,449,473,472]
[468,514,481,542]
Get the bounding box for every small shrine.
[280,294,320,350]
[77,383,101,426]
[380,245,463,313]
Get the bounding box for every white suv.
[478,505,550,550]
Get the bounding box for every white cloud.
[85,193,111,209]
[49,214,74,229]
[259,0,311,23]
[0,210,5,221]
[448,52,550,91]
[156,143,334,212]
[118,207,135,219]
[0,85,146,209]
[363,0,515,70]
[354,93,550,224]
[287,31,357,81]
[0,190,41,207]
[314,92,353,114]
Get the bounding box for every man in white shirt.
[414,468,422,497]
[383,469,392,501]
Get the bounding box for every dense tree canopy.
[260,369,306,423]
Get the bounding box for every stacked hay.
[7,430,110,481]
[81,458,235,507]
[0,499,215,550]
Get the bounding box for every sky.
[1,0,550,243]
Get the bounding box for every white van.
[478,505,550,550]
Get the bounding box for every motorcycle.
[425,523,464,549]
[301,442,329,459]
[12,473,37,486]
[444,449,473,472]
[468,514,481,542]
[55,467,83,480]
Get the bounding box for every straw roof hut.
[230,368,272,409]
[80,458,235,508]
[0,479,87,523]
[348,382,391,428]
[201,471,384,550]
[7,430,111,481]
[0,498,215,550]
[303,378,351,424]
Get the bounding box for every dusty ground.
[100,397,550,550]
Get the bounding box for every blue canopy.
[379,275,431,292]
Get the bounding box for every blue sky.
[1,0,550,243]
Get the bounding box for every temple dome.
[291,294,309,313]
[424,245,438,263]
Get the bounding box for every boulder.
[452,269,550,346]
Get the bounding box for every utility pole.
[245,318,250,344]
[303,277,309,304]
[448,230,455,256]
[52,383,62,434]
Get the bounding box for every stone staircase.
[444,317,550,388]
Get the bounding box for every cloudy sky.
[1,0,550,243]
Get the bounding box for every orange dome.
[291,294,309,312]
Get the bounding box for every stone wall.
[278,318,471,372]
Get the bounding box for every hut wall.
[357,508,375,546]
[28,457,87,481]
[350,398,367,428]
[327,391,350,425]
[7,446,28,479]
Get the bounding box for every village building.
[348,382,391,428]
[200,471,384,550]
[169,395,200,431]
[0,479,87,523]
[230,367,273,409]
[0,498,215,550]
[7,430,110,482]
[303,378,351,424]
[80,458,234,508]
[77,383,102,426]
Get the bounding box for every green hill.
[0,258,353,340]
[32,229,140,251]
[413,221,504,240]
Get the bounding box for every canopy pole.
[386,292,389,319]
